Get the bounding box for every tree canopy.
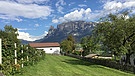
[94,13,135,64]
[60,35,75,53]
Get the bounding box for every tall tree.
[4,25,20,44]
[67,34,75,50]
[60,35,75,53]
[81,36,100,56]
[60,40,72,53]
[94,13,135,64]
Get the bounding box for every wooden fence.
[0,38,45,75]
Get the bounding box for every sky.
[0,0,135,41]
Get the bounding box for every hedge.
[66,54,135,74]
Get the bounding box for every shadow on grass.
[62,59,117,69]
[62,59,95,66]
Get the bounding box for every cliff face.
[38,21,96,42]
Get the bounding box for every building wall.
[36,47,60,54]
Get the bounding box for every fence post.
[21,45,24,68]
[14,43,17,64]
[26,47,29,61]
[0,38,2,64]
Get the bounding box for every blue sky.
[0,0,135,41]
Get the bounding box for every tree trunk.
[125,53,131,65]
[125,53,132,64]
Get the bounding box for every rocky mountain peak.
[37,21,97,42]
[48,25,55,35]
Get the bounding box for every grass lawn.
[16,55,134,76]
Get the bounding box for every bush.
[86,58,134,73]
[66,54,135,74]
[72,51,81,55]
[1,45,46,75]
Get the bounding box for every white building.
[29,42,60,54]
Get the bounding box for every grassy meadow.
[16,55,134,76]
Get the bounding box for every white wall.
[36,47,60,54]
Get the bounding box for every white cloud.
[17,31,48,41]
[55,0,66,14]
[93,0,135,21]
[57,6,64,14]
[52,19,59,23]
[78,4,87,7]
[123,1,135,8]
[53,0,135,23]
[55,0,66,6]
[45,25,50,28]
[103,0,135,12]
[70,8,81,12]
[84,0,87,2]
[103,1,122,10]
[68,2,75,6]
[0,14,23,22]
[35,24,40,27]
[17,28,34,31]
[0,1,52,21]
[16,0,49,4]
[64,10,83,20]
[52,8,92,23]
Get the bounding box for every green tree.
[67,34,75,50]
[81,36,100,56]
[60,35,75,53]
[4,25,20,44]
[94,13,135,64]
[60,40,72,53]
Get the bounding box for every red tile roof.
[29,42,60,48]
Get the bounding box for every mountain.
[36,21,97,43]
[20,39,33,44]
